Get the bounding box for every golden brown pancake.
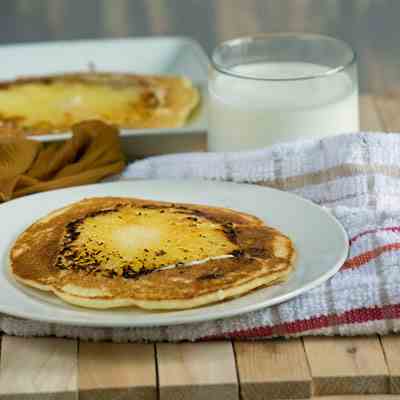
[9,197,295,310]
[0,72,199,135]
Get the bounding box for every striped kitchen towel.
[3,132,400,341]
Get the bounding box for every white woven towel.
[3,132,400,341]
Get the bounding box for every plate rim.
[0,180,349,327]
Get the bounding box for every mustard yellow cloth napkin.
[0,120,125,202]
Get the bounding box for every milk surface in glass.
[208,62,359,151]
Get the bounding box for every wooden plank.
[213,0,261,41]
[360,95,384,131]
[144,1,171,34]
[234,339,312,400]
[47,0,66,35]
[315,396,397,400]
[375,92,400,131]
[100,0,130,36]
[380,335,400,394]
[360,47,389,94]
[304,336,390,395]
[79,342,156,400]
[0,336,77,400]
[157,341,238,400]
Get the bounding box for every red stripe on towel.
[350,226,400,245]
[202,303,400,340]
[342,242,400,270]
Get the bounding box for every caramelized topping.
[56,204,239,279]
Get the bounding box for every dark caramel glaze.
[55,203,246,279]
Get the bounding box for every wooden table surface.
[0,97,399,400]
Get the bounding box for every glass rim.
[211,33,357,82]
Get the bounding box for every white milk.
[208,62,359,151]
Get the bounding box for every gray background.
[0,0,397,92]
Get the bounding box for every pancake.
[9,197,295,310]
[0,72,199,135]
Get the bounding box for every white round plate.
[0,180,348,327]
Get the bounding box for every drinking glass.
[208,33,359,151]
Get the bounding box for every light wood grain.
[213,0,261,42]
[100,0,130,37]
[361,47,389,94]
[157,341,238,400]
[144,1,171,35]
[375,92,400,131]
[79,342,156,400]
[380,335,400,394]
[235,339,311,400]
[360,95,384,131]
[304,336,389,396]
[47,0,66,35]
[0,336,77,400]
[123,133,206,160]
[315,396,398,400]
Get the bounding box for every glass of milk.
[208,33,359,151]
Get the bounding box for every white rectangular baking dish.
[0,37,209,158]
